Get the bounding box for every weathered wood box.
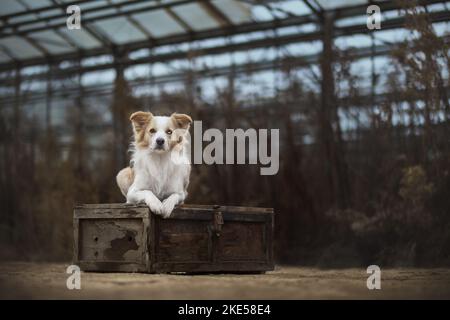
[73,203,274,273]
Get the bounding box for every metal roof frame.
[0,0,450,108]
[2,31,449,106]
[0,2,449,85]
[0,0,447,72]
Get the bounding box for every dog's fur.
[116,111,192,218]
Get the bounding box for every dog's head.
[130,111,192,153]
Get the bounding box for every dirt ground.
[0,262,449,299]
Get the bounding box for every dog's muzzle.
[154,137,165,150]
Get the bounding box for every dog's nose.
[156,138,165,146]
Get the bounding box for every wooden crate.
[73,203,274,273]
[73,204,150,272]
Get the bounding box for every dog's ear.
[171,113,192,130]
[130,111,153,133]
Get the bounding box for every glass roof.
[1,0,26,15]
[58,27,102,50]
[93,16,149,45]
[316,0,369,10]
[0,0,446,71]
[171,3,222,31]
[132,10,186,38]
[211,0,252,24]
[0,50,11,63]
[0,0,258,66]
[29,30,75,54]
[1,36,43,59]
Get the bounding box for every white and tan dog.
[116,111,192,218]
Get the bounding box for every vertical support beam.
[370,32,376,108]
[226,61,239,203]
[14,68,21,136]
[112,51,124,171]
[319,12,350,210]
[75,59,85,177]
[46,64,53,133]
[186,42,197,111]
[11,67,21,241]
[148,48,154,110]
[42,63,54,207]
[111,50,133,171]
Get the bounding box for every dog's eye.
[166,129,172,135]
[149,128,156,134]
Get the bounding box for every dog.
[116,111,192,218]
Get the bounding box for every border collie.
[116,111,192,218]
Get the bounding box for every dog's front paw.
[160,199,176,218]
[145,199,162,215]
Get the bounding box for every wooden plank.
[78,261,147,273]
[79,219,144,262]
[149,213,157,273]
[266,212,274,266]
[74,207,149,218]
[179,204,274,214]
[73,217,79,265]
[142,216,150,272]
[74,203,147,209]
[216,205,274,214]
[76,203,274,213]
[152,261,273,273]
[216,222,266,261]
[155,219,210,262]
[168,211,268,222]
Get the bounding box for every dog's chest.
[138,157,184,198]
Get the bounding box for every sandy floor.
[0,262,449,299]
